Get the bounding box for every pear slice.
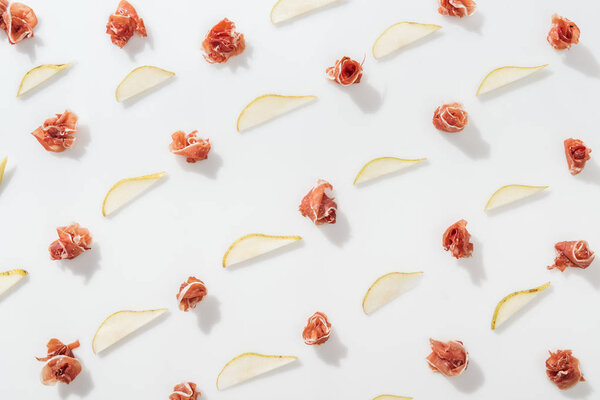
[17,63,71,97]
[476,65,548,96]
[115,66,175,102]
[223,234,302,267]
[270,0,338,24]
[485,184,548,211]
[217,352,297,390]
[354,157,426,185]
[0,156,7,185]
[92,309,167,354]
[373,22,441,60]
[491,282,550,330]
[237,94,317,132]
[102,172,166,217]
[373,396,413,400]
[0,269,28,297]
[362,272,423,315]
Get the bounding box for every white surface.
[1,0,599,399]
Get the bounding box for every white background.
[1,0,600,399]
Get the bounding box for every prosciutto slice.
[564,138,591,175]
[302,311,332,345]
[438,0,476,18]
[2,2,37,45]
[546,350,585,390]
[49,223,92,260]
[433,103,468,133]
[202,18,245,64]
[106,0,146,48]
[0,0,8,31]
[426,339,469,377]
[36,339,80,361]
[176,277,207,312]
[170,382,200,400]
[169,131,211,163]
[548,241,594,272]
[299,179,337,225]
[442,219,473,259]
[326,56,364,86]
[40,355,82,385]
[31,110,78,153]
[547,14,580,50]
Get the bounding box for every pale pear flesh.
[217,352,297,390]
[0,269,28,297]
[102,172,166,216]
[222,234,302,267]
[237,95,316,132]
[373,22,441,60]
[491,282,550,330]
[477,65,548,96]
[116,66,175,102]
[271,0,339,24]
[17,63,71,97]
[485,184,548,211]
[354,157,426,185]
[362,272,423,315]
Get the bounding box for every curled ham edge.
[170,382,199,399]
[433,103,468,133]
[300,180,337,225]
[303,312,332,345]
[326,56,365,86]
[40,355,82,385]
[426,339,469,377]
[439,0,477,17]
[549,241,595,271]
[176,280,206,310]
[2,2,38,45]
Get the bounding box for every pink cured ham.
[548,241,594,272]
[202,18,245,64]
[169,131,211,163]
[170,382,200,400]
[564,138,591,175]
[299,179,337,225]
[433,103,468,133]
[438,0,476,18]
[546,350,585,390]
[326,56,363,86]
[302,311,332,345]
[426,339,469,377]
[31,110,78,153]
[442,219,473,259]
[547,14,580,50]
[40,355,82,385]
[2,2,37,44]
[106,0,146,48]
[176,277,207,312]
[36,339,80,361]
[0,0,8,31]
[48,223,92,260]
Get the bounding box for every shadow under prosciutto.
[58,242,102,283]
[58,367,94,398]
[314,331,348,366]
[123,32,154,62]
[15,34,42,61]
[455,237,486,286]
[439,122,490,160]
[345,80,384,114]
[194,295,222,334]
[319,212,351,247]
[563,44,600,78]
[449,358,485,393]
[442,11,485,34]
[175,151,223,180]
[574,160,600,187]
[561,379,594,399]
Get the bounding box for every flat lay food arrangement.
[1,0,599,399]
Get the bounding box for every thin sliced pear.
[115,66,175,102]
[485,184,548,211]
[237,94,317,132]
[373,396,413,400]
[476,65,548,96]
[362,272,423,315]
[270,0,338,24]
[223,234,302,267]
[354,157,426,185]
[102,172,166,216]
[0,156,7,185]
[0,269,28,297]
[373,22,441,60]
[17,63,71,97]
[217,352,297,390]
[491,282,550,330]
[92,309,167,354]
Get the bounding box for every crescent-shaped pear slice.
[354,157,426,185]
[373,396,413,400]
[237,94,317,132]
[362,272,423,315]
[217,352,297,390]
[17,63,71,97]
[270,0,338,24]
[373,22,441,60]
[485,184,548,211]
[0,269,28,297]
[102,172,166,216]
[476,65,548,96]
[222,234,302,267]
[116,66,175,102]
[0,156,7,185]
[491,282,550,330]
[92,309,167,354]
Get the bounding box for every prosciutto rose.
[546,350,585,390]
[548,241,594,272]
[326,56,363,86]
[426,339,469,377]
[169,382,200,400]
[49,223,92,260]
[438,0,476,18]
[299,179,337,225]
[31,110,78,153]
[302,311,332,345]
[442,219,473,259]
[176,277,207,312]
[433,103,468,133]
[547,14,580,50]
[564,138,591,175]
[1,2,37,45]
[202,18,245,64]
[106,0,147,48]
[169,131,211,163]
[37,339,82,385]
